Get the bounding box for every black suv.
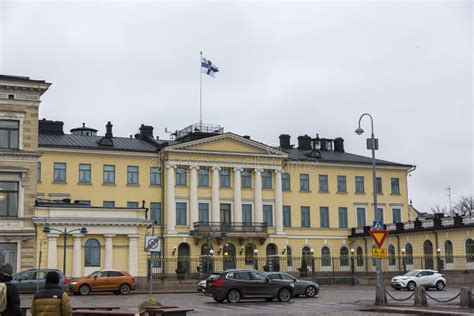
[206,269,295,303]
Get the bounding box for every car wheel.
[407,281,416,291]
[119,283,131,295]
[213,297,225,303]
[305,286,317,298]
[278,288,292,302]
[79,284,90,296]
[226,289,241,303]
[435,280,445,291]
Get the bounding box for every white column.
[128,234,139,276]
[211,166,220,223]
[47,234,58,269]
[104,234,115,270]
[166,164,177,234]
[254,169,263,223]
[233,168,242,224]
[72,234,83,277]
[275,169,284,234]
[189,166,199,229]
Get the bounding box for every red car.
[69,270,136,295]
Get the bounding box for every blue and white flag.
[201,57,219,77]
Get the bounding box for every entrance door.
[423,240,434,269]
[220,204,232,232]
[223,243,236,270]
[266,244,279,271]
[0,243,17,273]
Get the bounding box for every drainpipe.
[160,152,166,276]
[396,234,401,272]
[363,237,369,275]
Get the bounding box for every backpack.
[0,283,7,312]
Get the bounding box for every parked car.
[263,272,319,298]
[205,269,295,303]
[69,270,136,295]
[11,269,68,293]
[197,280,206,293]
[391,270,446,291]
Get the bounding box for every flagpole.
[200,51,203,128]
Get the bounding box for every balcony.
[190,221,269,245]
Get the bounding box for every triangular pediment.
[164,133,287,157]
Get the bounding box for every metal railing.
[192,221,268,234]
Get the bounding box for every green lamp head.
[355,127,364,135]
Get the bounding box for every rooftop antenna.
[164,127,176,140]
[447,186,453,216]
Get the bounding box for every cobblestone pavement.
[20,286,469,315]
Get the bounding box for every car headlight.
[70,282,77,285]
[290,283,294,288]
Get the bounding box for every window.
[241,170,251,188]
[375,208,384,222]
[103,201,115,208]
[150,167,161,185]
[319,175,328,192]
[466,238,474,262]
[338,207,348,228]
[150,202,161,225]
[79,164,91,184]
[320,207,329,228]
[376,177,383,194]
[286,246,293,267]
[263,205,273,227]
[127,201,139,208]
[299,174,309,191]
[198,169,209,187]
[37,162,41,183]
[262,171,272,189]
[198,203,209,223]
[242,204,252,225]
[127,166,139,185]
[337,176,346,193]
[405,243,413,265]
[220,169,231,187]
[84,239,100,267]
[321,247,331,266]
[176,202,187,226]
[53,163,66,183]
[392,208,401,223]
[77,200,91,206]
[340,247,349,266]
[355,176,364,193]
[0,120,19,149]
[444,240,453,264]
[176,167,187,186]
[356,207,366,227]
[103,165,115,184]
[388,245,396,265]
[391,178,400,194]
[283,206,291,227]
[245,244,255,265]
[282,173,290,191]
[301,206,310,228]
[356,247,364,266]
[0,182,19,217]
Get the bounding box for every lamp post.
[254,249,259,270]
[310,248,315,280]
[350,248,355,285]
[43,226,88,277]
[401,248,407,274]
[436,248,442,272]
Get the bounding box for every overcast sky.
[1,0,472,212]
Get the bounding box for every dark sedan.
[206,269,295,303]
[264,272,319,298]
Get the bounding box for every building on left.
[0,75,51,272]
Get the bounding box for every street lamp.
[436,248,442,272]
[350,248,355,286]
[254,249,259,270]
[401,248,406,274]
[43,226,88,276]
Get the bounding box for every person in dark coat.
[0,263,21,316]
[31,271,72,316]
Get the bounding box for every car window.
[208,273,221,281]
[109,271,124,277]
[17,271,35,281]
[226,272,236,280]
[36,271,47,280]
[404,271,419,276]
[425,271,434,276]
[281,274,295,281]
[98,271,109,277]
[250,272,266,280]
[236,272,251,280]
[267,274,280,280]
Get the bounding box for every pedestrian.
[31,271,72,316]
[0,263,21,316]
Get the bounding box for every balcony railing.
[191,221,269,240]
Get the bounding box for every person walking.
[31,271,72,316]
[0,263,21,316]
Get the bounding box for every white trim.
[286,160,411,171]
[166,160,283,171]
[39,147,159,157]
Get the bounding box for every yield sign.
[369,230,388,248]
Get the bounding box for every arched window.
[388,245,396,266]
[177,243,190,273]
[321,246,331,266]
[423,240,434,269]
[302,246,312,269]
[356,247,364,266]
[245,243,255,265]
[444,240,453,264]
[466,238,474,262]
[286,246,293,267]
[85,239,100,267]
[339,247,349,266]
[405,243,413,265]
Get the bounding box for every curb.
[364,306,474,315]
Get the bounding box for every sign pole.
[370,222,387,306]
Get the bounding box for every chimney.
[297,135,312,150]
[279,134,291,149]
[105,121,113,138]
[333,137,345,152]
[38,119,64,135]
[243,135,251,139]
[139,124,154,138]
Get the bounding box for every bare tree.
[430,205,448,215]
[454,195,473,216]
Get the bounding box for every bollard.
[413,286,428,307]
[460,287,473,308]
[375,285,387,306]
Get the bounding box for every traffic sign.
[372,247,387,259]
[145,236,161,252]
[369,230,388,248]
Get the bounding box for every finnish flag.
[201,57,219,77]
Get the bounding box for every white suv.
[391,269,446,291]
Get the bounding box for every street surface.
[20,286,469,315]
